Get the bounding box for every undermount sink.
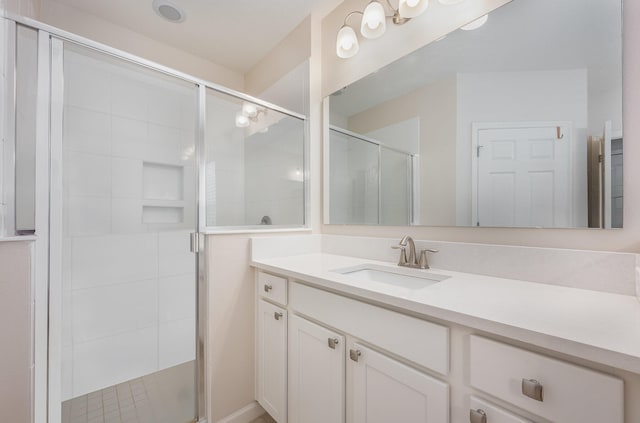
[332,264,449,290]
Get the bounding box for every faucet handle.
[418,249,439,269]
[391,244,409,266]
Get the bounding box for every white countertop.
[251,253,640,375]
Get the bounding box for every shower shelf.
[142,199,186,208]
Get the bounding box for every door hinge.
[476,145,483,157]
[190,232,200,253]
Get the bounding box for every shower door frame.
[46,36,207,423]
[7,11,307,423]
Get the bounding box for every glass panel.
[15,24,38,233]
[59,43,198,423]
[205,88,305,228]
[329,129,379,225]
[380,148,411,225]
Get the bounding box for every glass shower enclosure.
[3,13,307,423]
[52,42,200,423]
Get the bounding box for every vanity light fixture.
[461,14,488,30]
[337,0,466,59]
[235,102,266,128]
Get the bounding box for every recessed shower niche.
[142,162,185,224]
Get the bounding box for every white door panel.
[476,124,571,227]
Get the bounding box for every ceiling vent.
[152,0,185,23]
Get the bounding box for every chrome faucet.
[392,236,438,269]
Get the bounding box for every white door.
[349,343,449,423]
[257,300,287,423]
[288,315,345,423]
[475,124,571,227]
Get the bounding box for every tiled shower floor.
[62,361,196,423]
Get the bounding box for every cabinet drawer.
[469,336,623,423]
[258,271,287,306]
[469,396,532,423]
[290,282,448,375]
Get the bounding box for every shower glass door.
[53,41,199,423]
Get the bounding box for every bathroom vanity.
[250,235,640,423]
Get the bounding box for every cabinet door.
[257,299,288,423]
[349,343,449,423]
[289,315,345,423]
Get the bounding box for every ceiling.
[41,0,343,73]
[331,0,622,117]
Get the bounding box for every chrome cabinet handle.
[274,312,283,320]
[522,378,544,402]
[349,349,361,362]
[470,409,487,423]
[264,284,273,293]
[328,338,339,349]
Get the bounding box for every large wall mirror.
[326,0,623,228]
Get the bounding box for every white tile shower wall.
[244,119,305,226]
[205,96,246,226]
[62,49,197,400]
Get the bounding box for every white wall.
[3,0,39,18]
[61,49,197,399]
[0,241,32,423]
[366,118,420,154]
[455,69,588,226]
[38,0,243,91]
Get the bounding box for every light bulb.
[367,19,380,30]
[242,102,258,117]
[336,25,359,58]
[361,1,386,39]
[399,0,429,18]
[461,14,488,30]
[235,111,250,128]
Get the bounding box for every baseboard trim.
[216,401,265,423]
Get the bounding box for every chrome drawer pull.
[328,338,339,349]
[522,378,544,402]
[470,408,487,423]
[264,284,273,292]
[349,349,361,362]
[274,312,283,320]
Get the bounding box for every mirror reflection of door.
[473,122,578,228]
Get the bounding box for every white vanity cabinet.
[254,269,628,423]
[288,315,345,423]
[469,336,624,423]
[257,273,450,423]
[349,342,449,423]
[256,273,288,423]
